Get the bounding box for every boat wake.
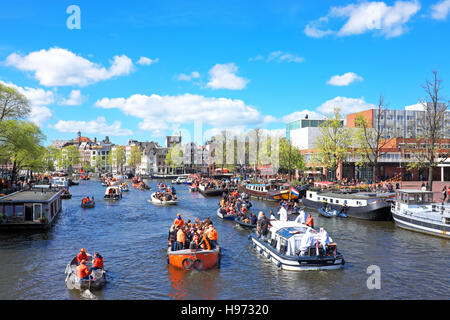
[80,289,97,300]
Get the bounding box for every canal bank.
[0,179,448,300]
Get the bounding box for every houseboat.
[302,190,394,221]
[249,219,344,271]
[0,185,62,231]
[391,190,450,239]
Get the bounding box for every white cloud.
[431,0,450,20]
[59,90,84,106]
[282,110,325,123]
[176,71,201,81]
[137,56,159,65]
[305,1,421,38]
[316,96,376,114]
[250,51,305,63]
[0,80,54,125]
[327,72,364,86]
[95,93,272,136]
[51,117,133,136]
[5,48,134,87]
[206,63,249,90]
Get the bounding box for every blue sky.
[1,0,449,146]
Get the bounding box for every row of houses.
[287,103,450,182]
[50,132,215,176]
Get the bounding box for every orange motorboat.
[167,247,221,271]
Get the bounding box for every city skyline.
[1,0,450,146]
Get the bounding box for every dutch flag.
[290,187,299,197]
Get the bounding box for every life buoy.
[193,259,203,271]
[181,258,193,270]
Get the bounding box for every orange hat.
[80,248,86,253]
[177,214,181,217]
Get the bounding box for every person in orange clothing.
[89,252,104,272]
[305,214,314,228]
[86,197,91,203]
[176,227,186,250]
[82,197,86,204]
[206,224,218,249]
[75,260,91,279]
[173,214,184,228]
[198,232,211,251]
[76,248,88,264]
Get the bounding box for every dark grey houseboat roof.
[0,190,60,203]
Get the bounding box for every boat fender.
[193,259,203,271]
[247,235,251,240]
[266,253,271,259]
[259,248,263,254]
[181,258,193,270]
[276,261,281,268]
[253,243,256,248]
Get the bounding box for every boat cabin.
[51,177,69,189]
[395,190,433,205]
[0,185,62,230]
[306,190,388,207]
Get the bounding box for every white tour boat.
[249,217,344,271]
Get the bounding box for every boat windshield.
[276,227,307,239]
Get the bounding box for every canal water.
[0,179,448,300]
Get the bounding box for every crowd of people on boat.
[154,188,177,201]
[197,177,237,191]
[218,189,253,217]
[74,248,104,280]
[81,196,95,205]
[168,214,218,251]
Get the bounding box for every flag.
[290,187,299,197]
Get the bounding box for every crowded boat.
[149,189,178,205]
[217,189,253,221]
[60,188,72,199]
[104,186,122,200]
[167,214,221,270]
[81,196,95,208]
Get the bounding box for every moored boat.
[235,217,256,229]
[391,189,450,239]
[167,247,221,271]
[302,190,394,221]
[64,254,107,291]
[318,207,347,218]
[249,219,345,271]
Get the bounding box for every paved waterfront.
[0,179,448,300]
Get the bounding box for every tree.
[0,83,31,123]
[41,146,61,172]
[279,138,305,180]
[108,146,126,173]
[128,146,142,171]
[165,144,183,168]
[314,107,353,181]
[354,95,391,181]
[60,145,80,172]
[0,120,45,182]
[407,70,449,190]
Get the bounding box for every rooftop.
[0,190,60,203]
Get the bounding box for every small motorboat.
[318,207,347,218]
[64,254,107,291]
[104,186,122,201]
[81,201,95,209]
[199,185,224,197]
[167,246,221,271]
[235,217,256,230]
[148,192,178,205]
[61,190,72,199]
[217,208,236,220]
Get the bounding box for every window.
[4,205,13,218]
[15,205,24,218]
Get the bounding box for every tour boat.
[216,208,235,220]
[104,186,122,201]
[148,192,178,205]
[64,254,107,291]
[249,219,345,271]
[391,189,450,239]
[302,190,394,221]
[198,185,224,197]
[81,201,95,209]
[167,246,221,271]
